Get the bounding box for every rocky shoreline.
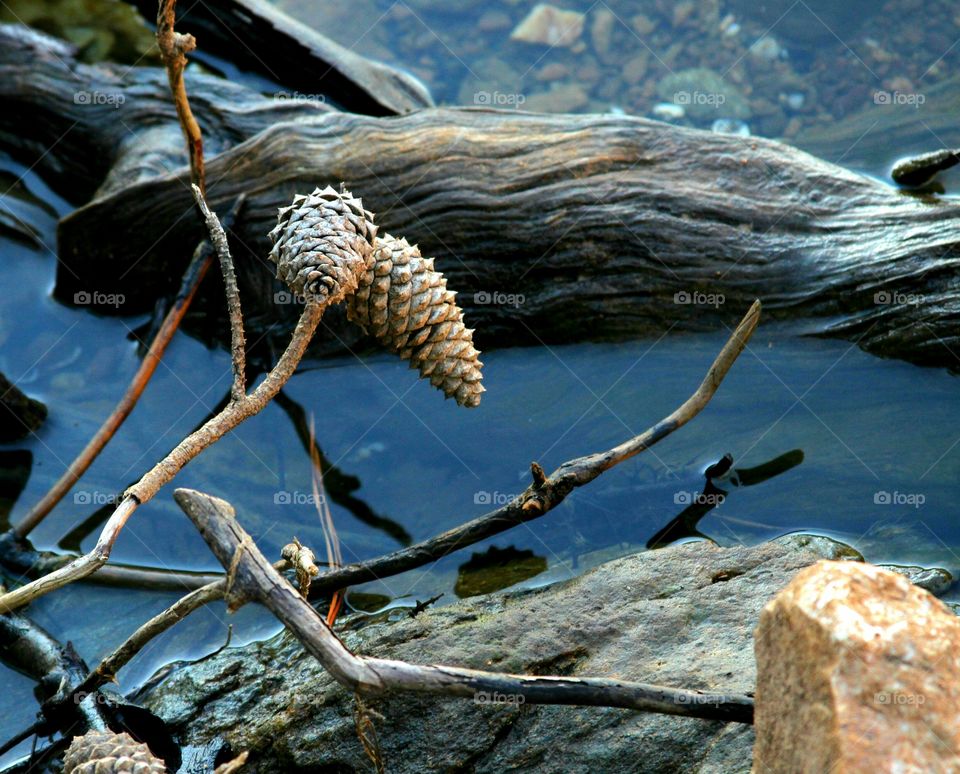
[142,534,949,772]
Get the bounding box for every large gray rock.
[143,536,858,772]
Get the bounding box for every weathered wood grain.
[3,25,958,369]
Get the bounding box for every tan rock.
[754,561,960,773]
[590,8,615,58]
[672,1,695,28]
[534,62,569,82]
[510,3,585,48]
[524,82,588,113]
[477,10,512,33]
[631,13,656,36]
[622,52,649,85]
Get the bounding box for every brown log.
[3,26,958,369]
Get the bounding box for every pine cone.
[348,234,484,408]
[63,730,166,773]
[268,186,377,305]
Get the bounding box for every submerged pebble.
[750,35,786,61]
[711,118,751,136]
[652,102,685,121]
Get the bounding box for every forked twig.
[176,488,754,723]
[11,0,213,539]
[0,195,324,614]
[44,303,760,693]
[157,0,205,195]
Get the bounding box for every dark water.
[3,0,960,764]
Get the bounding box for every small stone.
[782,117,803,137]
[672,1,695,28]
[782,91,805,110]
[657,67,751,120]
[711,118,750,137]
[652,102,684,121]
[534,62,569,82]
[631,13,655,36]
[477,10,511,32]
[754,561,960,772]
[524,82,589,113]
[750,35,785,61]
[510,3,585,48]
[590,8,615,58]
[877,564,953,596]
[621,52,648,85]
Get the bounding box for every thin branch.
[0,299,325,613]
[175,488,753,724]
[41,303,760,695]
[14,198,245,539]
[157,0,205,195]
[66,560,288,701]
[193,186,246,400]
[302,301,762,599]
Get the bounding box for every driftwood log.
[3,25,959,369]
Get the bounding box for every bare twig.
[66,559,288,702]
[83,302,759,702]
[301,301,762,599]
[0,280,326,612]
[175,488,754,723]
[0,498,138,614]
[193,185,246,400]
[14,240,213,537]
[157,0,205,194]
[11,12,224,539]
